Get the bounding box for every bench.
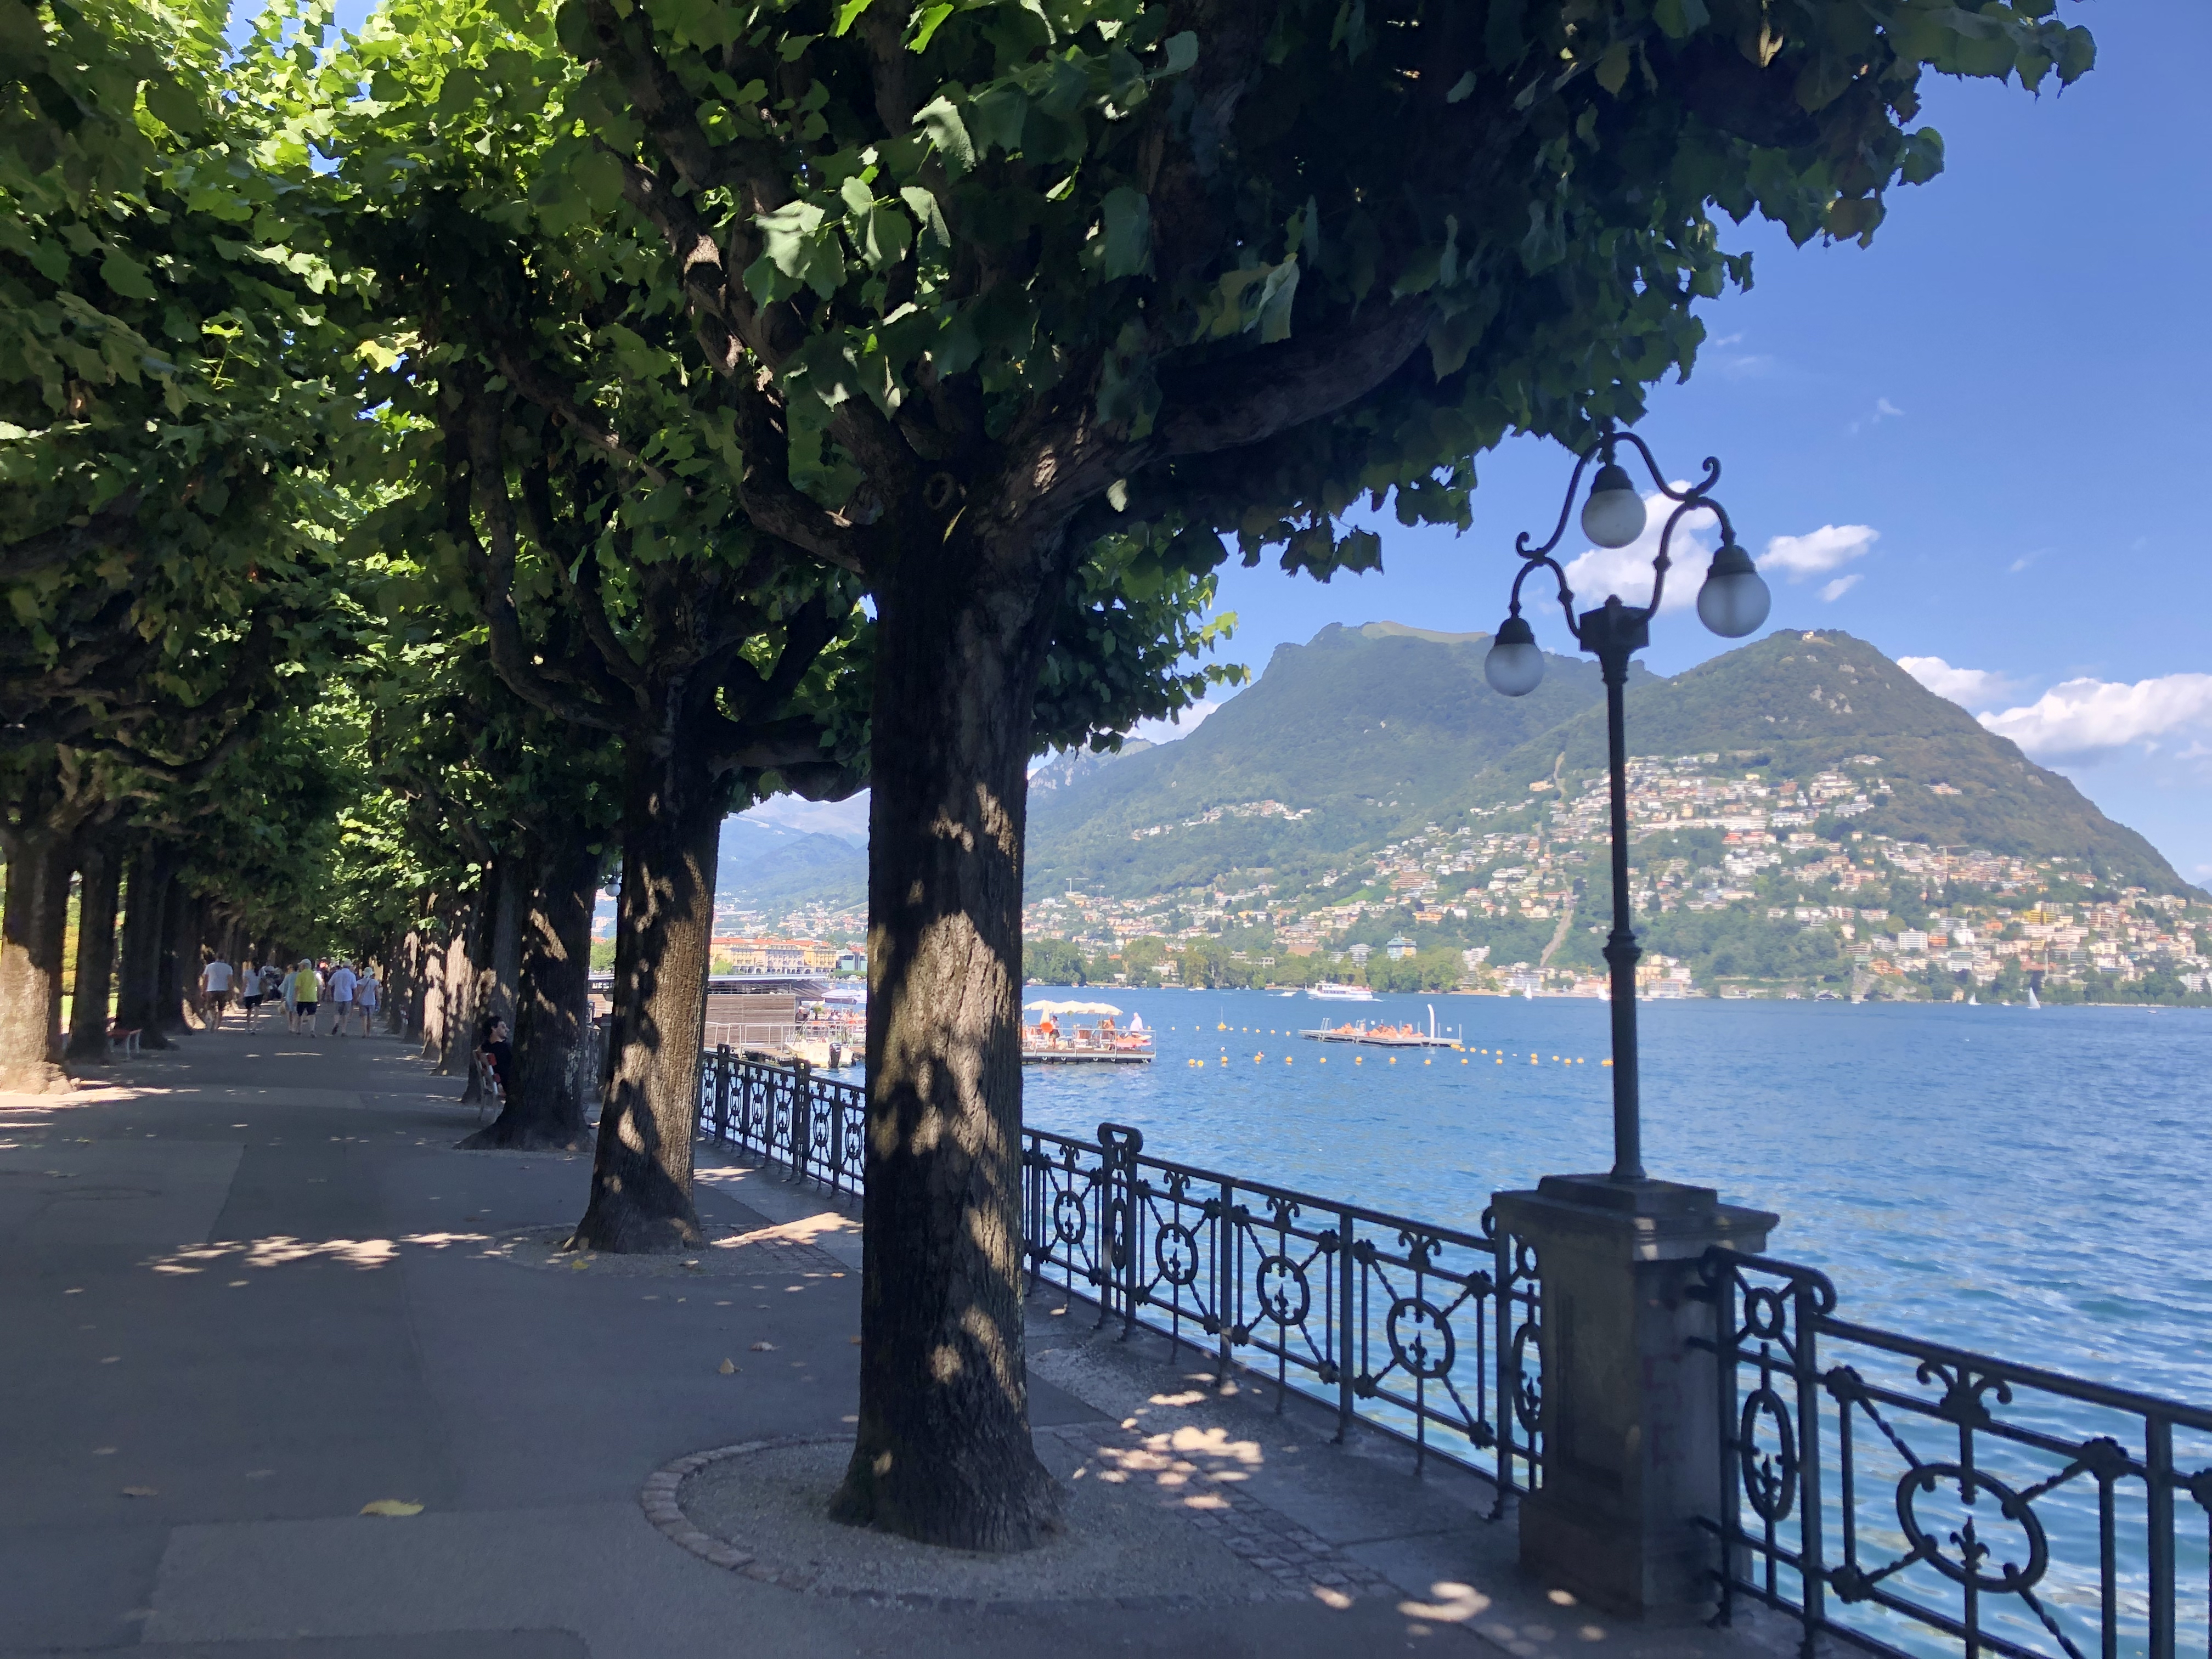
[106,1023,141,1059]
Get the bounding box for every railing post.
[1215,1177,1236,1394]
[1712,1255,1740,1624]
[2147,1415,2176,1659]
[1335,1206,1357,1445]
[792,1058,813,1184]
[1793,1276,1825,1648]
[1495,1217,1516,1513]
[713,1045,731,1143]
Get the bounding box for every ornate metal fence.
[695,1047,866,1197]
[1019,1119,1542,1494]
[687,1051,1540,1497]
[1695,1248,2212,1659]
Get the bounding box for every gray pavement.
[1,1027,1790,1659]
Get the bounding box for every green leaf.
[913,95,974,174]
[907,4,954,52]
[1445,70,1476,104]
[1254,257,1299,342]
[832,0,874,36]
[1651,0,1708,42]
[1099,187,1150,280]
[1157,31,1197,76]
[900,185,950,248]
[100,249,157,300]
[1595,41,1632,97]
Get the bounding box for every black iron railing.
[1695,1248,2212,1659]
[689,1049,1541,1497]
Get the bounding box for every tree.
[509,0,2094,1548]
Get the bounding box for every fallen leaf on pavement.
[568,1259,589,1271]
[849,1336,862,1345]
[718,1359,737,1375]
[359,1499,424,1516]
[121,1486,157,1498]
[750,1341,776,1352]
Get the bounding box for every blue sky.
[1172,0,2212,884]
[270,1,2209,879]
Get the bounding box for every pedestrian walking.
[200,955,235,1029]
[328,960,358,1038]
[289,960,321,1037]
[239,959,263,1027]
[279,961,299,1031]
[353,967,380,1036]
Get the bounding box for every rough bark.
[461,828,596,1151]
[417,913,449,1061]
[159,881,201,1035]
[829,527,1068,1551]
[570,749,720,1252]
[444,878,488,1079]
[115,849,174,1048]
[64,835,122,1062]
[0,819,75,1091]
[461,857,521,1100]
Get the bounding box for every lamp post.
[1483,430,1770,1183]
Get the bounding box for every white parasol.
[1023,999,1123,1015]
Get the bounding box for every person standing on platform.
[200,956,235,1029]
[328,960,358,1037]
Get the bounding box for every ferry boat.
[1020,1000,1155,1064]
[1306,982,1376,1002]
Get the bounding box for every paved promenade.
[0,1028,1778,1659]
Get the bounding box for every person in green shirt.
[289,961,321,1037]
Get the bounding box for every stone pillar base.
[1492,1174,1777,1620]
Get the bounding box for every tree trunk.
[64,836,122,1062]
[417,913,448,1061]
[160,882,201,1034]
[829,534,1068,1551]
[570,749,720,1252]
[0,817,75,1092]
[444,878,487,1080]
[460,857,522,1101]
[457,863,501,1098]
[116,850,173,1049]
[461,828,596,1151]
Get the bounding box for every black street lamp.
[1483,431,1770,1183]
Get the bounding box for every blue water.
[1024,990,2212,1408]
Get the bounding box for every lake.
[1023,989,2212,1406]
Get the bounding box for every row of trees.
[3,0,2087,1551]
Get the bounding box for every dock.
[1297,1022,1462,1049]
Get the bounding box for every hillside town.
[1023,752,2212,1003]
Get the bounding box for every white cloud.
[1559,488,1720,614]
[1899,656,2029,711]
[1760,523,1880,581]
[1131,700,1223,746]
[740,791,871,844]
[1847,397,1905,436]
[1819,574,1863,602]
[2007,551,2042,575]
[1978,673,2212,764]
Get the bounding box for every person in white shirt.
[200,957,235,1028]
[328,961,359,1037]
[239,959,264,1026]
[352,969,380,1036]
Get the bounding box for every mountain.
[1025,622,2191,900]
[1468,629,2182,892]
[715,816,866,916]
[1024,622,1650,896]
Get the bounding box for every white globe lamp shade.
[1696,541,1771,638]
[1578,462,1646,549]
[1484,616,1545,697]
